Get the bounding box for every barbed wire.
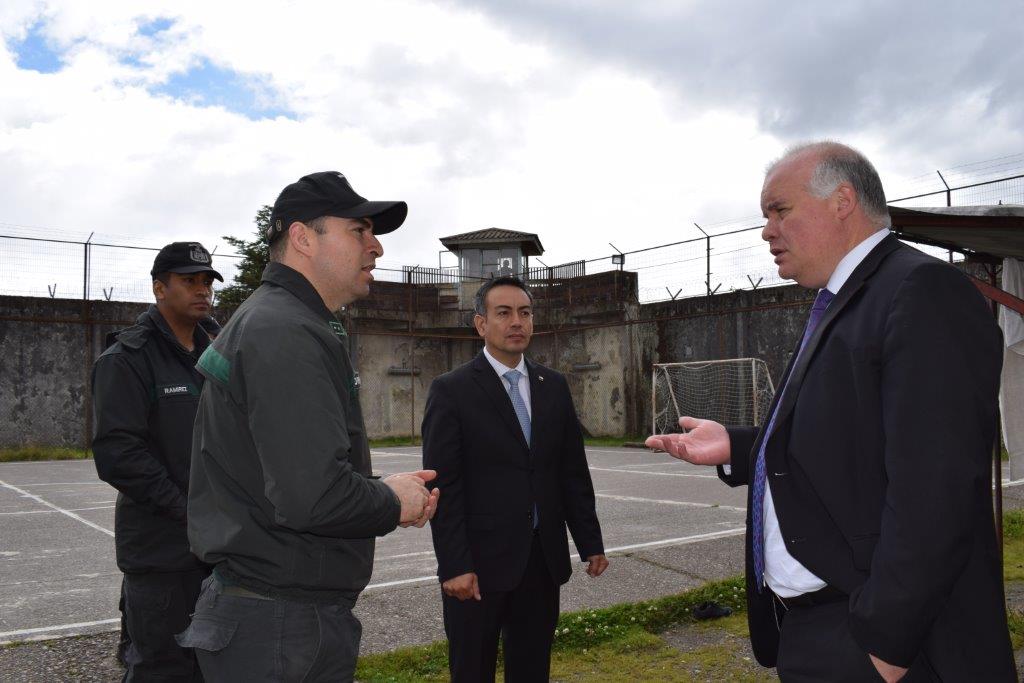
[2,155,1021,304]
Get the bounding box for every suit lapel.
[771,234,901,429]
[525,359,551,461]
[470,352,530,452]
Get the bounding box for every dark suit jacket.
[719,235,1015,679]
[422,352,604,592]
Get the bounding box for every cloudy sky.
[2,0,1023,299]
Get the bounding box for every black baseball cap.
[267,171,408,243]
[150,242,223,281]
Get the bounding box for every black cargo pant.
[176,575,362,682]
[121,567,209,682]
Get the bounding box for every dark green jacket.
[92,305,210,573]
[188,263,400,605]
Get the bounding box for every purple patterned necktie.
[751,288,835,592]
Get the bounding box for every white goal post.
[652,358,776,435]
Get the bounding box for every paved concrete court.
[0,447,754,650]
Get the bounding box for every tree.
[217,205,271,308]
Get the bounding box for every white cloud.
[1,0,1022,301]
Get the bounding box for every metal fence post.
[82,233,95,449]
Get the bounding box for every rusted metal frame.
[969,275,1024,316]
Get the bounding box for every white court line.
[377,550,436,561]
[0,479,114,538]
[9,482,109,487]
[364,527,746,592]
[596,493,746,513]
[1003,478,1024,488]
[588,466,717,479]
[3,527,746,643]
[365,575,438,590]
[0,618,120,642]
[0,505,114,517]
[583,527,745,555]
[370,451,421,458]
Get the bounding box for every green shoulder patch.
[328,320,347,339]
[197,346,231,385]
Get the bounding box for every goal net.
[652,359,776,434]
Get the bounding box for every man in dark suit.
[647,142,1015,682]
[423,276,609,682]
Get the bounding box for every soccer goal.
[652,359,776,434]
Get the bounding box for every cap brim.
[168,265,225,282]
[332,201,408,235]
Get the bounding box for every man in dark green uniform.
[178,172,438,681]
[92,241,223,681]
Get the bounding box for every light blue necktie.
[503,369,531,444]
[504,369,537,528]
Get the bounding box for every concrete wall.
[0,281,828,446]
[0,296,147,447]
[351,328,478,439]
[645,286,814,387]
[529,325,632,437]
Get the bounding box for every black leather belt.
[775,585,847,609]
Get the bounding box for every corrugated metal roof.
[439,228,545,256]
[890,205,1024,260]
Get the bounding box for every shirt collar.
[145,304,211,355]
[483,345,527,379]
[261,262,336,323]
[825,228,891,295]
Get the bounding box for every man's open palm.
[645,416,730,466]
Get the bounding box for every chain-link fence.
[2,164,1020,448]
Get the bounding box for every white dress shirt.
[482,346,532,419]
[763,228,890,597]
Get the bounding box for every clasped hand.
[383,470,440,528]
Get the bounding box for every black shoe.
[692,601,732,620]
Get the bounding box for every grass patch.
[1002,510,1024,649]
[547,628,689,681]
[355,640,449,682]
[694,611,749,639]
[354,576,745,681]
[368,436,421,448]
[550,628,773,682]
[550,577,745,652]
[0,446,91,463]
[672,644,776,682]
[584,436,646,447]
[1003,510,1024,583]
[1007,610,1024,650]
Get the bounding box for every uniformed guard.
[178,171,439,682]
[92,241,223,681]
